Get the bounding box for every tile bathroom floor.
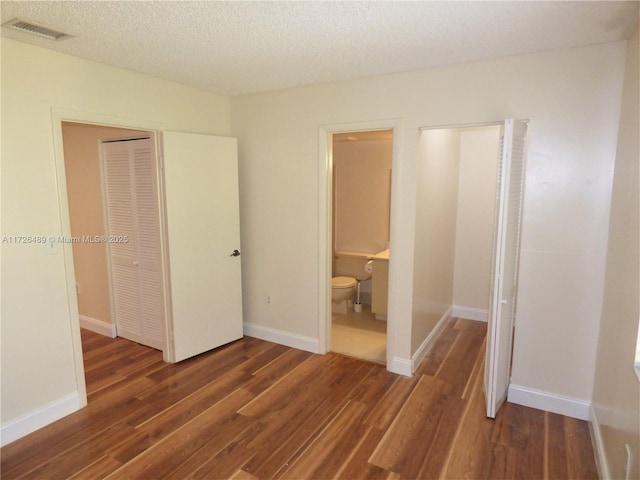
[331,303,387,363]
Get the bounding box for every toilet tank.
[334,251,372,281]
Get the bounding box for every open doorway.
[53,109,245,409]
[414,120,528,418]
[61,122,165,398]
[330,130,392,363]
[318,119,399,368]
[413,124,502,329]
[61,123,157,339]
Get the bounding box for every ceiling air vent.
[2,18,71,41]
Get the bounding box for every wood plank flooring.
[1,318,598,479]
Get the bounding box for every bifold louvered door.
[103,137,164,350]
[484,119,528,418]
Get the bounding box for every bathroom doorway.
[329,129,393,363]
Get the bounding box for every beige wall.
[333,137,392,254]
[452,126,501,314]
[230,41,625,403]
[591,28,639,480]
[62,123,148,325]
[412,129,460,353]
[1,39,230,431]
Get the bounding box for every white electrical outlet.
[625,444,633,480]
[45,240,58,255]
[265,295,272,306]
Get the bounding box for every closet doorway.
[62,123,161,348]
[414,119,528,418]
[56,115,245,406]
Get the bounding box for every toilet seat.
[332,276,357,289]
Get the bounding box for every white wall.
[230,41,626,408]
[452,126,501,318]
[1,39,230,442]
[412,129,460,353]
[591,28,639,480]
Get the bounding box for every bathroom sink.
[372,249,390,260]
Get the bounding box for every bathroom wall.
[62,123,148,328]
[333,132,392,254]
[412,129,461,353]
[452,126,501,318]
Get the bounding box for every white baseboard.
[243,322,320,354]
[452,305,488,322]
[388,356,412,377]
[410,306,453,374]
[79,315,116,338]
[589,404,611,480]
[1,392,83,446]
[507,383,590,420]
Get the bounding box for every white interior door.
[484,119,528,418]
[162,131,243,362]
[103,137,164,350]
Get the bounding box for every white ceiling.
[1,1,638,96]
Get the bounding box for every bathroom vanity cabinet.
[371,249,389,320]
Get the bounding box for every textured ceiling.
[1,1,638,96]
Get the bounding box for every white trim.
[419,119,529,131]
[589,405,611,480]
[507,383,591,420]
[388,356,412,377]
[243,322,320,354]
[79,315,116,338]
[1,392,83,446]
[411,306,452,373]
[452,305,488,322]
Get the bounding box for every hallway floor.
[331,303,387,364]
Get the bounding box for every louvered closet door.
[131,140,164,349]
[103,138,164,350]
[484,119,528,418]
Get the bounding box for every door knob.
[230,249,241,257]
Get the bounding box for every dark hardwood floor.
[1,318,598,479]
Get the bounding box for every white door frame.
[318,119,400,368]
[51,108,171,408]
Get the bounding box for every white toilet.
[331,252,372,315]
[331,276,358,315]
